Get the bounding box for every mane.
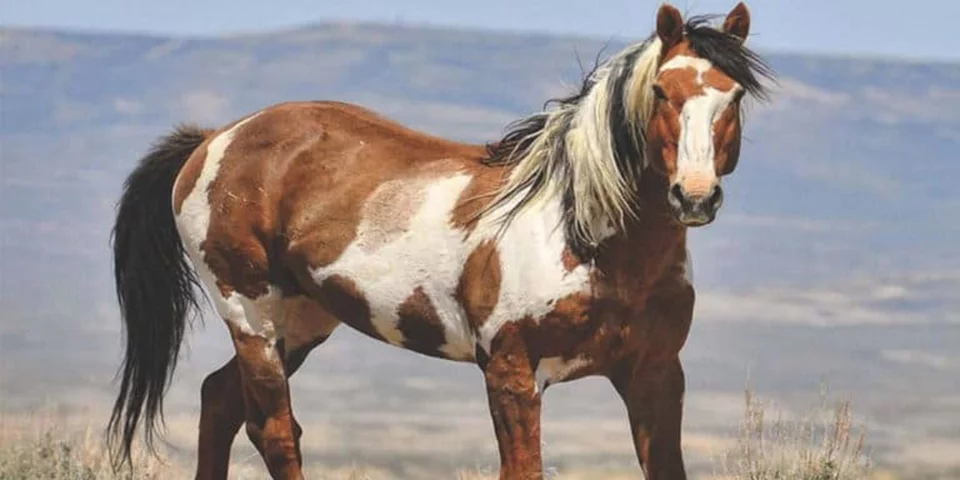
[481,15,775,257]
[684,15,774,100]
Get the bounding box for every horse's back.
[235,100,486,165]
[173,99,490,252]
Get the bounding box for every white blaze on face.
[659,56,738,198]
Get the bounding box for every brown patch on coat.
[450,166,505,235]
[703,68,738,92]
[628,255,696,364]
[525,294,594,359]
[597,179,686,303]
[395,287,448,358]
[713,101,742,174]
[457,240,501,333]
[280,295,341,369]
[644,106,680,179]
[312,274,381,342]
[202,237,271,299]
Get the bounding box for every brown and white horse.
[108,3,773,479]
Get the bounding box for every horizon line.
[2,18,959,65]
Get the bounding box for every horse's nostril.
[670,184,685,205]
[708,186,724,210]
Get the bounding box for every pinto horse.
[108,3,773,479]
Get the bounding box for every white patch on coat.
[535,355,592,393]
[310,174,477,359]
[237,286,285,357]
[473,193,593,353]
[174,113,263,335]
[676,86,736,179]
[308,171,594,360]
[236,285,281,336]
[660,55,712,84]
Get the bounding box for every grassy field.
[0,389,887,480]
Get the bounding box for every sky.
[2,0,958,61]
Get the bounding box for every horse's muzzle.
[668,182,723,227]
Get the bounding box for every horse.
[107,3,773,479]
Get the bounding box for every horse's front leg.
[480,324,543,480]
[609,283,693,479]
[610,358,686,480]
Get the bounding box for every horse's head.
[645,2,770,227]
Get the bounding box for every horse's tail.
[107,124,210,467]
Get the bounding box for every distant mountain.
[1,23,958,477]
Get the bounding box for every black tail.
[107,125,209,466]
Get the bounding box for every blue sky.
[2,0,958,61]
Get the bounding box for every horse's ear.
[722,2,751,43]
[656,4,684,49]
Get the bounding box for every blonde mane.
[483,37,664,252]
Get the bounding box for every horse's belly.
[361,278,476,360]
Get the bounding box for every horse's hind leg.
[194,296,338,480]
[185,274,301,479]
[268,296,341,465]
[195,358,244,480]
[223,286,303,480]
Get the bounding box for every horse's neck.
[592,179,687,303]
[478,166,684,298]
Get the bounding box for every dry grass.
[716,386,873,480]
[1,387,878,480]
[0,423,167,479]
[0,410,479,480]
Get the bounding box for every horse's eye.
[652,85,667,101]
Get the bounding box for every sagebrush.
[718,387,872,480]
